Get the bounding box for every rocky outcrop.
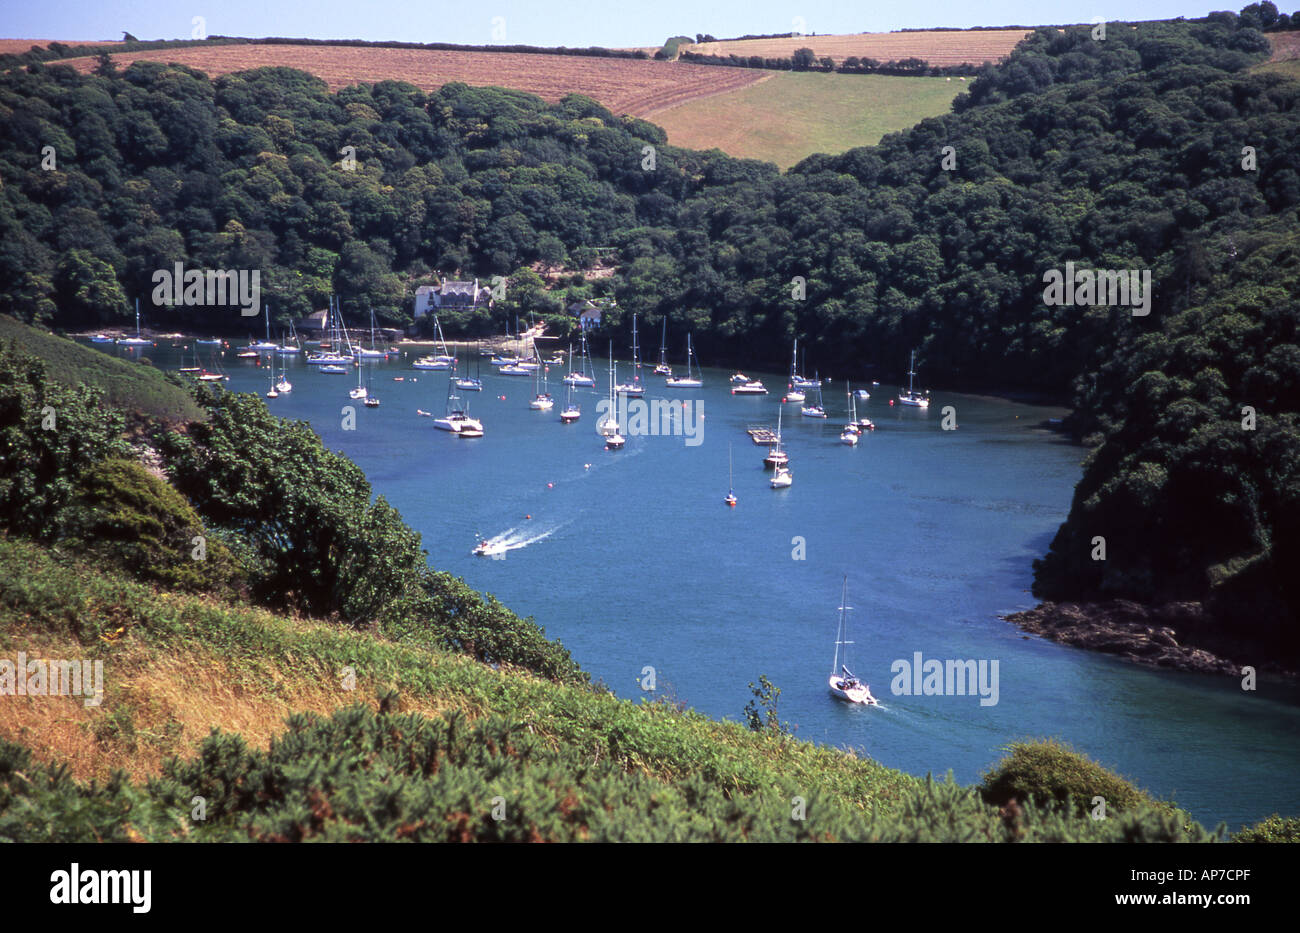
[1002,600,1286,677]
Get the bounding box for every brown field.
[685,29,1031,66]
[0,38,119,54]
[1269,30,1300,61]
[59,43,771,116]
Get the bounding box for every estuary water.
[101,340,1300,830]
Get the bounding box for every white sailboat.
[265,354,280,398]
[363,365,379,407]
[564,332,596,386]
[653,318,672,376]
[801,377,827,418]
[898,350,930,407]
[725,443,737,507]
[117,299,151,346]
[349,359,368,400]
[616,314,645,397]
[248,305,278,351]
[354,307,389,358]
[529,340,554,410]
[784,338,805,402]
[559,344,581,423]
[664,333,702,388]
[307,299,353,365]
[276,319,302,354]
[828,576,877,705]
[791,344,820,389]
[840,382,860,444]
[602,341,625,449]
[455,343,483,390]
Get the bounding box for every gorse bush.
[0,703,1223,842]
[59,457,239,593]
[979,738,1167,819]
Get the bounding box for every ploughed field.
[680,29,1031,65]
[57,43,771,117]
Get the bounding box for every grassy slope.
[649,72,964,169]
[0,316,205,425]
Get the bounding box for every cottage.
[568,299,603,330]
[414,279,493,319]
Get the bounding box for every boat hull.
[828,676,877,705]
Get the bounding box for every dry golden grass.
[684,29,1030,66]
[59,43,770,117]
[0,635,467,783]
[1269,30,1300,61]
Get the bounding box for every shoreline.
[1003,600,1298,681]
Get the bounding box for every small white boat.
[90,334,115,344]
[364,396,380,408]
[320,364,349,374]
[732,380,767,395]
[599,344,622,440]
[499,364,531,376]
[433,377,483,434]
[828,577,877,705]
[474,539,505,557]
[764,407,789,469]
[730,372,750,385]
[559,345,581,422]
[769,465,793,488]
[653,319,672,376]
[856,389,870,400]
[276,376,292,393]
[785,388,806,403]
[615,314,646,397]
[456,378,483,391]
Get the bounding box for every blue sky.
[1,1,1230,47]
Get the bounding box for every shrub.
[979,738,1157,817]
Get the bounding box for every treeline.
[678,48,985,76]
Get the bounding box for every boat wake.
[474,520,570,556]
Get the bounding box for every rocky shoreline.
[1003,600,1294,679]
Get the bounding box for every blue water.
[108,341,1300,830]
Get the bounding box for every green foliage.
[980,738,1165,819]
[743,674,789,734]
[60,458,238,593]
[0,341,129,538]
[1231,814,1300,842]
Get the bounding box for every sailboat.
[529,341,554,410]
[828,576,876,705]
[349,360,368,400]
[764,406,790,470]
[725,444,737,506]
[265,354,280,398]
[248,305,278,351]
[846,381,873,433]
[455,343,483,390]
[841,382,861,444]
[898,350,930,408]
[792,345,820,389]
[413,315,454,369]
[665,333,702,388]
[363,365,379,407]
[801,377,827,418]
[275,361,292,394]
[196,345,228,382]
[653,318,672,376]
[559,344,581,423]
[616,314,645,397]
[307,299,353,365]
[177,345,202,374]
[433,374,483,435]
[602,341,625,449]
[564,332,596,386]
[354,307,389,358]
[118,299,151,346]
[277,319,302,354]
[784,339,805,402]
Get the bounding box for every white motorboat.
[769,465,793,488]
[732,380,767,395]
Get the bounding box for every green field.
[650,72,965,169]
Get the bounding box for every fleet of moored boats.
[90,307,929,708]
